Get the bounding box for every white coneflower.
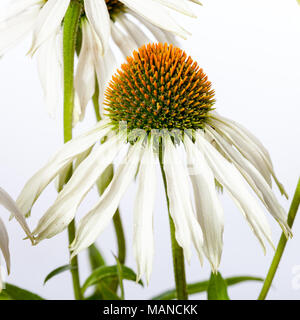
[0,0,201,120]
[17,43,290,281]
[0,187,33,291]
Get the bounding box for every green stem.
[158,142,188,300]
[63,1,83,300]
[258,178,300,300]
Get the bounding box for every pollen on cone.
[104,43,216,131]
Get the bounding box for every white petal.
[36,29,62,118]
[205,125,290,237]
[34,135,122,240]
[17,120,111,215]
[111,20,138,57]
[84,0,110,55]
[116,14,151,48]
[0,217,10,274]
[153,0,196,17]
[133,139,156,283]
[184,135,224,271]
[0,5,40,56]
[72,92,83,126]
[28,0,70,56]
[163,135,204,263]
[76,19,115,116]
[162,31,180,46]
[95,49,116,118]
[212,114,288,198]
[70,141,142,257]
[195,131,274,253]
[74,20,95,120]
[120,0,190,39]
[127,9,169,43]
[0,188,33,243]
[127,9,180,46]
[0,0,42,19]
[188,0,202,5]
[211,116,272,186]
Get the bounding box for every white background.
[0,0,300,300]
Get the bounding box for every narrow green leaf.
[87,244,107,299]
[207,272,230,300]
[152,275,263,300]
[44,265,76,285]
[85,292,104,300]
[88,244,106,271]
[2,283,44,300]
[226,276,263,287]
[82,265,143,294]
[99,282,122,300]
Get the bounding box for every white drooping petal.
[0,0,42,20]
[28,0,70,55]
[36,28,62,118]
[163,135,204,263]
[111,21,138,57]
[84,0,110,55]
[133,139,156,283]
[34,135,122,241]
[0,188,33,242]
[152,0,196,17]
[0,4,40,56]
[162,31,180,46]
[184,135,224,271]
[75,20,96,119]
[17,120,111,216]
[195,131,274,253]
[127,9,180,45]
[75,19,115,116]
[72,92,83,127]
[70,141,142,257]
[211,116,272,187]
[119,0,190,39]
[0,217,10,275]
[205,125,290,237]
[127,9,169,43]
[116,14,151,48]
[211,114,288,198]
[93,47,116,117]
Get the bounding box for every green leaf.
[1,283,44,300]
[88,244,106,271]
[207,272,230,300]
[87,244,107,299]
[98,282,122,300]
[82,265,143,294]
[44,264,76,285]
[152,275,263,300]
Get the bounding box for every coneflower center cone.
[104,43,216,132]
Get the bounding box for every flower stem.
[63,1,83,300]
[158,142,188,300]
[258,178,300,300]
